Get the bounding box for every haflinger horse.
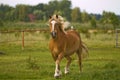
[49,14,88,78]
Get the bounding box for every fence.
[0,29,49,50]
[115,29,120,48]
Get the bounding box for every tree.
[71,7,81,22]
[110,13,119,27]
[81,10,90,22]
[100,11,119,29]
[16,4,29,21]
[0,0,72,22]
[0,19,4,27]
[33,10,45,20]
[0,4,13,21]
[6,9,15,21]
[47,0,58,16]
[90,16,97,28]
[34,3,44,10]
[59,0,72,21]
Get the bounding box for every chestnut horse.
[49,15,88,78]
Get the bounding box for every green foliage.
[81,10,90,23]
[0,4,13,21]
[16,4,30,22]
[71,7,81,22]
[0,0,72,22]
[33,10,45,20]
[48,0,71,20]
[90,16,97,28]
[0,19,4,27]
[100,11,119,28]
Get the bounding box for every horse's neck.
[56,30,66,41]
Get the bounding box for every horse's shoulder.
[65,30,80,40]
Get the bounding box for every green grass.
[0,33,120,80]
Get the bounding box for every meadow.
[0,30,120,80]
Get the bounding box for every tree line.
[0,0,120,27]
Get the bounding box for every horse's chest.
[53,47,59,53]
[49,40,65,54]
[52,44,63,54]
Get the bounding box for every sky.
[0,0,120,15]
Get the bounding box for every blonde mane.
[51,14,70,31]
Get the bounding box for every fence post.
[115,29,120,48]
[22,31,24,50]
[116,29,118,47]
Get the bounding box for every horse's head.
[49,15,63,39]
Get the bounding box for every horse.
[49,14,88,78]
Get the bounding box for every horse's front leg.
[65,56,72,74]
[54,53,63,78]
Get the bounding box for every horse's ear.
[56,14,58,19]
[49,16,52,19]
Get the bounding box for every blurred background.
[0,0,120,31]
[0,0,120,80]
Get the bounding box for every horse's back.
[67,30,80,36]
[66,30,81,41]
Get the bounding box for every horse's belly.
[65,44,79,55]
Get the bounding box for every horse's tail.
[77,41,88,72]
[81,42,89,58]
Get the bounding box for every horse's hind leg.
[65,56,72,74]
[76,48,82,72]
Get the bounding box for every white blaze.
[51,20,56,32]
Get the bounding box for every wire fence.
[0,29,49,50]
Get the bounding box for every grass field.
[0,32,120,80]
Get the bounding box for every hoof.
[65,70,69,74]
[54,71,62,78]
[64,67,69,75]
[54,75,61,79]
[65,71,69,75]
[54,74,61,78]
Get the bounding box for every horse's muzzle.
[51,31,56,38]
